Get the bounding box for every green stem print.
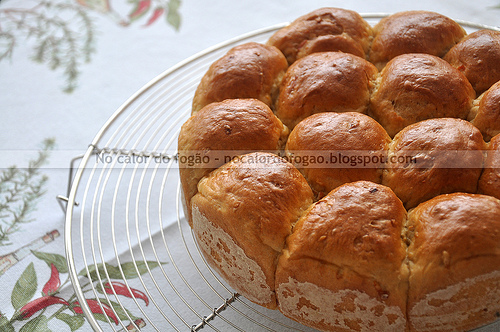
[1,250,163,331]
[0,138,56,247]
[0,0,181,93]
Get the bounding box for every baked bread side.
[192,42,288,113]
[406,193,500,332]
[191,152,314,309]
[275,181,408,331]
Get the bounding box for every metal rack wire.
[62,15,500,332]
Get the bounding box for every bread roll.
[469,80,500,141]
[369,11,465,69]
[276,52,378,129]
[178,99,288,225]
[285,112,391,199]
[191,152,314,309]
[478,133,500,199]
[267,7,372,64]
[406,193,500,332]
[370,53,475,137]
[383,118,485,209]
[275,181,408,331]
[192,42,288,113]
[444,29,500,94]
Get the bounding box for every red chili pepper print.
[42,263,60,296]
[73,299,119,325]
[129,0,151,20]
[144,7,164,26]
[20,296,69,319]
[104,281,149,306]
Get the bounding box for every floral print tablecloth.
[0,0,499,330]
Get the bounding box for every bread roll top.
[192,42,288,113]
[444,29,500,94]
[285,112,391,198]
[267,7,373,64]
[276,52,378,129]
[370,53,475,137]
[370,10,466,69]
[383,118,485,209]
[178,99,288,225]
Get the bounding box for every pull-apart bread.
[178,7,500,332]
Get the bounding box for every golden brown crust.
[276,181,408,331]
[192,42,288,113]
[369,11,466,69]
[478,134,500,199]
[191,152,314,309]
[178,99,289,225]
[285,112,391,198]
[407,193,500,332]
[469,80,500,141]
[444,29,500,95]
[267,7,373,64]
[370,53,475,137]
[382,118,485,209]
[276,52,378,130]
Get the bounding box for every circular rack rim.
[63,14,500,331]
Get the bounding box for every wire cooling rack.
[62,15,500,332]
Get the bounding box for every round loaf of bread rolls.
[267,7,372,64]
[469,80,500,141]
[479,133,500,199]
[191,152,314,309]
[383,118,485,209]
[444,29,500,95]
[178,7,500,332]
[369,11,465,69]
[406,193,500,332]
[192,42,288,113]
[178,99,288,225]
[275,181,408,331]
[370,53,475,137]
[285,112,391,198]
[276,52,378,129]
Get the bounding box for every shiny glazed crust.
[285,112,391,198]
[191,42,288,113]
[370,53,475,137]
[267,7,373,64]
[382,118,485,209]
[276,52,378,129]
[444,29,500,95]
[369,11,465,69]
[178,99,288,225]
